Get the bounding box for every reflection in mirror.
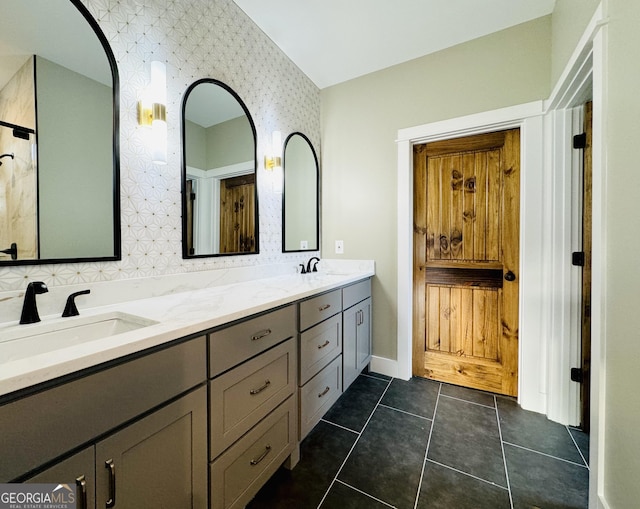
[282,133,319,252]
[182,79,258,257]
[0,0,120,265]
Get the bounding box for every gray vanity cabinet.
[342,279,372,391]
[25,387,207,509]
[8,336,208,509]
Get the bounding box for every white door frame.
[396,102,547,416]
[395,4,607,507]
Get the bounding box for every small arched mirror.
[181,79,258,257]
[282,133,319,252]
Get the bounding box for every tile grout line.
[413,382,443,509]
[565,425,590,469]
[315,377,394,509]
[439,392,496,410]
[503,440,590,469]
[334,480,398,508]
[320,418,361,435]
[494,394,515,509]
[426,458,510,491]
[378,403,434,422]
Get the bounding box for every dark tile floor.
[247,372,590,509]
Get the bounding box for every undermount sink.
[0,312,158,363]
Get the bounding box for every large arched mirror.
[181,79,258,257]
[282,133,319,252]
[0,0,120,265]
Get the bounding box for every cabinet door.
[26,447,95,509]
[342,305,359,390]
[356,298,372,371]
[95,386,208,509]
[343,297,372,390]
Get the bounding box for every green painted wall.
[321,17,551,360]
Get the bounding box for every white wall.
[321,17,552,360]
[600,0,640,505]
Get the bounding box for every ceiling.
[232,0,556,89]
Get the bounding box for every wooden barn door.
[413,129,520,396]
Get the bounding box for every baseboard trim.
[597,494,610,509]
[370,356,409,380]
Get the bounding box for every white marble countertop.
[0,267,373,398]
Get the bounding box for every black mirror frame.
[0,0,121,266]
[281,132,320,253]
[180,78,259,259]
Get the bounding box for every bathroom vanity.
[0,267,373,509]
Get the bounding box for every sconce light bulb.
[151,119,167,165]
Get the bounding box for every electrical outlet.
[335,240,344,254]
[300,240,308,249]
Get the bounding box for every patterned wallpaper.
[0,0,321,292]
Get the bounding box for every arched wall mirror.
[282,133,319,252]
[0,0,120,265]
[181,79,258,257]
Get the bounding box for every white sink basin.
[0,312,158,363]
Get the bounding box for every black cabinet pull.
[105,459,116,508]
[75,475,87,509]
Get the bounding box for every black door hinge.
[190,192,196,201]
[572,252,585,266]
[571,368,584,383]
[573,133,587,149]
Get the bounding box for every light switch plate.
[300,240,308,249]
[335,240,344,254]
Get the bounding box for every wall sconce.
[264,131,283,193]
[264,131,282,171]
[137,60,167,165]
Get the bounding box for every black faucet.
[62,289,91,317]
[306,257,320,273]
[20,281,49,324]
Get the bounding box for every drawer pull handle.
[76,475,87,509]
[318,304,331,311]
[251,329,272,341]
[318,386,330,398]
[318,340,331,350]
[250,445,272,466]
[105,459,116,508]
[250,380,271,395]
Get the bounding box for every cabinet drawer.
[299,289,341,331]
[343,278,371,309]
[299,355,342,439]
[210,397,296,509]
[299,313,341,385]
[209,305,296,377]
[209,339,295,460]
